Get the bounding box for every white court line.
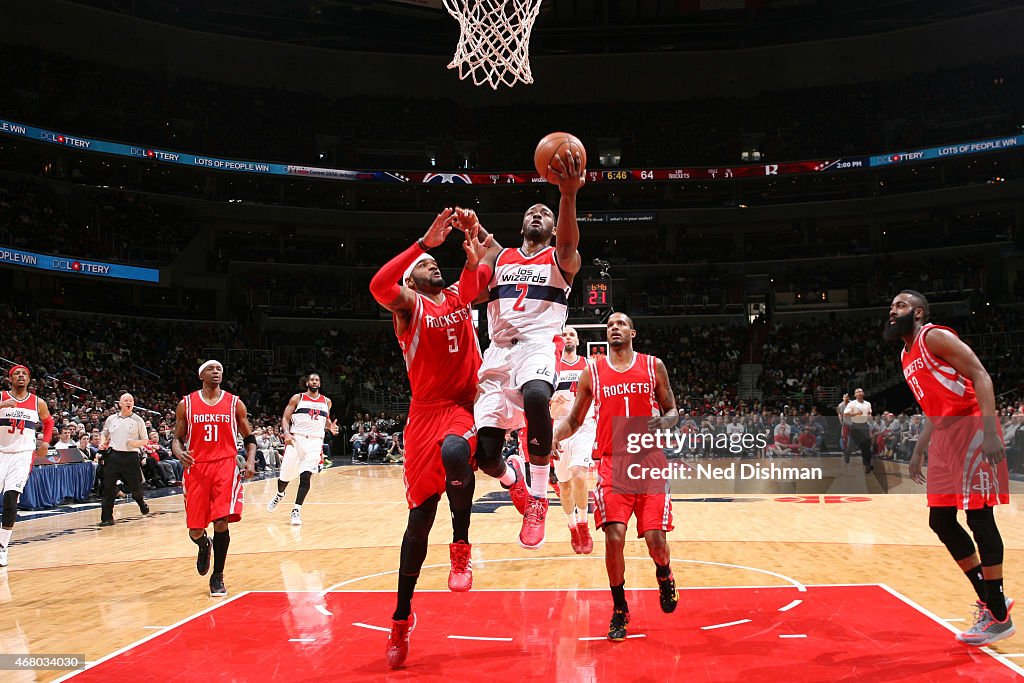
[289,638,316,643]
[579,634,647,641]
[779,634,807,639]
[314,605,333,617]
[447,635,513,642]
[320,556,807,597]
[142,626,167,630]
[52,591,251,682]
[701,619,751,631]
[778,600,802,612]
[942,618,966,622]
[353,622,391,633]
[877,583,1024,678]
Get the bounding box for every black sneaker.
[196,537,211,576]
[98,520,114,527]
[608,609,630,641]
[139,502,150,515]
[658,574,679,613]
[209,572,227,597]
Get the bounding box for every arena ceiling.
[64,0,1020,54]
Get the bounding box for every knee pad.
[474,427,506,477]
[2,490,19,527]
[441,436,472,487]
[966,507,1004,566]
[522,380,553,457]
[928,507,975,561]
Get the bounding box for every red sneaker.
[519,496,548,549]
[569,523,582,554]
[385,613,416,668]
[448,541,473,592]
[576,522,594,554]
[505,455,529,515]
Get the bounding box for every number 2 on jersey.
[513,284,529,311]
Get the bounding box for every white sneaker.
[267,493,284,513]
[0,546,7,567]
[290,509,302,526]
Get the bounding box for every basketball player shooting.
[459,146,586,550]
[369,207,493,668]
[553,313,680,641]
[172,360,257,598]
[267,372,338,526]
[886,290,1014,645]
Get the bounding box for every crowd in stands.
[1,45,1021,171]
[0,175,200,264]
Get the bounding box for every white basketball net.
[442,0,543,89]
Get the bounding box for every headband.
[198,360,223,378]
[8,364,29,379]
[403,254,436,282]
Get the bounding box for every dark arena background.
[1,1,1023,681]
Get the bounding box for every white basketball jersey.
[290,393,329,438]
[487,247,570,345]
[554,355,595,421]
[0,391,41,454]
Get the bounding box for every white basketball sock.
[498,463,517,487]
[0,528,11,549]
[528,463,549,498]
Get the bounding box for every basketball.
[534,132,587,183]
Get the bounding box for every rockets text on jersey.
[901,324,980,420]
[590,352,659,459]
[184,390,239,463]
[396,287,482,403]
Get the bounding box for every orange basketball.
[534,132,587,184]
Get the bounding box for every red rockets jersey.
[395,286,482,403]
[590,352,659,459]
[184,390,239,463]
[900,324,980,421]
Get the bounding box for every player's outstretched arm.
[35,398,52,458]
[454,209,496,305]
[549,149,584,279]
[281,393,300,445]
[369,208,455,313]
[236,399,257,479]
[171,400,193,467]
[925,328,1005,464]
[553,367,594,445]
[650,359,679,431]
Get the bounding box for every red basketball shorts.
[593,458,673,537]
[926,418,1009,509]
[403,399,477,509]
[184,457,244,527]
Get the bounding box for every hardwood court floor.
[3,459,1023,681]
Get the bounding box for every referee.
[98,393,151,526]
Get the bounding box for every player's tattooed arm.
[171,400,193,467]
[649,359,679,432]
[281,393,300,446]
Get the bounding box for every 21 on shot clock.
[583,279,613,314]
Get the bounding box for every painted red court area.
[69,586,1021,682]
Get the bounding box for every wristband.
[417,238,429,251]
[243,434,258,447]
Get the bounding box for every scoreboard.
[583,279,612,314]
